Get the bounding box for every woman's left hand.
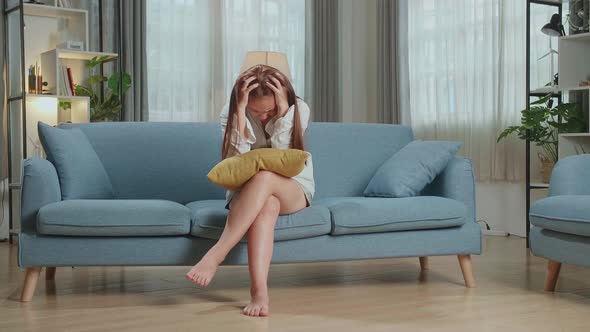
[266,75,290,117]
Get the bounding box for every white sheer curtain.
[406,0,556,181]
[146,0,306,122]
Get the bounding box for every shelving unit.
[526,0,590,246]
[3,0,120,243]
[25,93,90,158]
[23,2,88,18]
[40,48,117,96]
[526,0,563,247]
[553,3,590,160]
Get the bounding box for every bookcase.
[525,0,590,246]
[3,0,120,243]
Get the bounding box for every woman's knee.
[243,171,280,194]
[250,170,277,185]
[258,195,280,218]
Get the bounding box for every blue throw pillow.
[364,140,463,198]
[38,121,114,200]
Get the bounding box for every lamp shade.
[239,51,292,81]
[541,13,564,37]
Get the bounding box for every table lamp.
[239,51,292,81]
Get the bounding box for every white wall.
[477,182,524,237]
[477,181,549,237]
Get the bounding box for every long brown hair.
[222,65,305,160]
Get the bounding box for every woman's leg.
[186,171,307,286]
[243,195,280,317]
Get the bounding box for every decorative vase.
[538,153,555,184]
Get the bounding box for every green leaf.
[88,75,107,85]
[530,94,551,105]
[497,126,522,142]
[108,72,132,96]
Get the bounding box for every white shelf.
[559,134,590,159]
[559,133,590,137]
[56,49,118,62]
[23,3,87,18]
[41,49,118,96]
[530,86,590,94]
[26,93,90,101]
[530,87,560,94]
[560,32,590,42]
[564,86,590,92]
[530,182,550,188]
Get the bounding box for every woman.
[185,64,315,317]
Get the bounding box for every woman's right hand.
[237,75,259,112]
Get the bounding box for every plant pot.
[57,106,71,125]
[538,153,555,184]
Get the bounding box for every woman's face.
[247,95,277,122]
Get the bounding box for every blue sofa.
[530,154,590,291]
[18,122,481,302]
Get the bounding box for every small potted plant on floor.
[497,94,585,183]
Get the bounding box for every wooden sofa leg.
[20,267,42,302]
[46,267,56,281]
[457,255,476,288]
[544,260,562,292]
[419,257,429,270]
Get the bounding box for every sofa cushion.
[364,140,463,198]
[315,196,466,235]
[37,199,191,236]
[38,122,114,200]
[530,195,590,237]
[187,200,331,241]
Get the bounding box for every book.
[59,63,71,96]
[58,63,65,95]
[66,67,76,96]
[58,0,72,8]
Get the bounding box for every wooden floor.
[2,236,590,331]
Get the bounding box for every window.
[146,0,306,122]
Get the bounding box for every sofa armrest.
[420,157,476,223]
[548,154,590,197]
[20,158,61,233]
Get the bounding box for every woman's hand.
[266,75,290,117]
[237,75,259,112]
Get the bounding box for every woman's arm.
[269,99,310,149]
[220,104,257,156]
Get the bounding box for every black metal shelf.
[3,0,123,244]
[525,0,562,248]
[530,185,550,189]
[529,91,561,97]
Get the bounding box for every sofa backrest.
[305,122,413,198]
[60,122,413,203]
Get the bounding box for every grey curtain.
[376,0,400,124]
[305,0,340,122]
[120,0,149,121]
[1,0,7,180]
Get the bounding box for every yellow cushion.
[207,148,310,190]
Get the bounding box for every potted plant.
[74,56,131,122]
[57,100,71,124]
[497,94,586,183]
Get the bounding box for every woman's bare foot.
[243,288,270,317]
[185,253,222,287]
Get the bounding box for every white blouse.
[219,99,316,203]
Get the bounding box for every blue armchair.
[529,154,590,291]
